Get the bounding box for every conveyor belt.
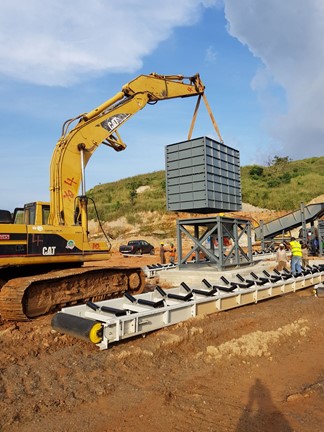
[52,265,324,350]
[254,203,324,240]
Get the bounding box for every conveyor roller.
[52,313,103,344]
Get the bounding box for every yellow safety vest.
[290,240,302,257]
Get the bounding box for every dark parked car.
[119,240,155,255]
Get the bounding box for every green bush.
[249,165,264,178]
[267,178,281,188]
[279,172,292,184]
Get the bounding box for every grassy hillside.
[87,156,324,222]
[87,171,166,223]
[241,156,324,210]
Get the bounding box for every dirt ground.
[0,252,324,432]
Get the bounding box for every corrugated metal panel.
[165,136,242,213]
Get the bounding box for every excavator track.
[0,266,145,321]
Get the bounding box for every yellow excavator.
[0,73,222,320]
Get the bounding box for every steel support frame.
[176,216,252,269]
[318,221,324,257]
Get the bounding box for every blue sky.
[0,0,323,210]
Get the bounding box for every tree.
[272,155,291,165]
[268,155,291,175]
[127,180,139,205]
[129,189,137,205]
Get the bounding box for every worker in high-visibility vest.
[288,237,302,275]
[169,243,176,264]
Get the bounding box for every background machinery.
[0,73,221,321]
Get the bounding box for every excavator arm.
[48,73,219,227]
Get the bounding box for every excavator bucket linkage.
[52,265,324,350]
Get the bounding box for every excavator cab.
[12,202,50,225]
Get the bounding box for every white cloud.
[205,45,218,63]
[224,0,324,160]
[0,0,219,86]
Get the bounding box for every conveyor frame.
[52,266,324,350]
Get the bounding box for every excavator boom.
[49,73,206,227]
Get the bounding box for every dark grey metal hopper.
[165,136,242,213]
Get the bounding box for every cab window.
[26,206,36,225]
[42,206,50,224]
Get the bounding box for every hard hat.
[279,243,284,246]
[160,242,164,245]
